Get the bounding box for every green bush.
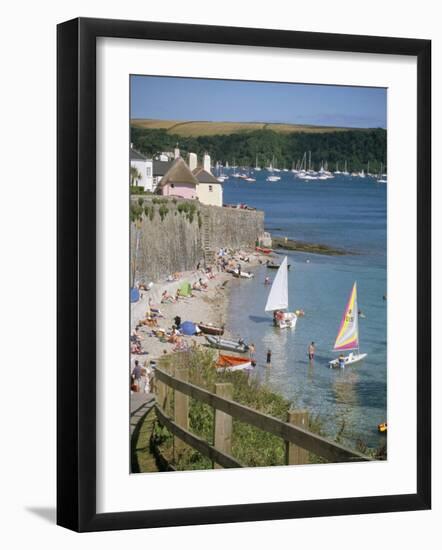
[158,204,169,221]
[130,185,145,195]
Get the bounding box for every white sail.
[265,256,289,311]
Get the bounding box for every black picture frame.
[57,17,431,532]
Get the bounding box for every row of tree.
[131,126,387,173]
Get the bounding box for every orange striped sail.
[333,282,359,351]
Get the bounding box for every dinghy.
[264,256,297,329]
[198,323,224,336]
[266,262,291,270]
[205,335,249,353]
[229,268,254,279]
[329,282,367,368]
[216,354,253,372]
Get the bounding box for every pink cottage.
[156,157,199,199]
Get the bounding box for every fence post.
[174,368,189,461]
[166,365,176,417]
[214,383,233,469]
[155,373,166,411]
[286,410,309,465]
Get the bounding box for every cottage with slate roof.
[192,166,223,207]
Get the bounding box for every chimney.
[188,152,197,172]
[203,153,211,173]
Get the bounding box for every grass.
[130,119,357,137]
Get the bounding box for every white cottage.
[130,146,153,192]
[193,162,223,207]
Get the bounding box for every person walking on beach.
[248,343,255,359]
[308,341,316,363]
[266,349,272,367]
[132,360,142,392]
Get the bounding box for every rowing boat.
[216,354,253,372]
[197,323,224,336]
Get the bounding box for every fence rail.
[154,366,370,468]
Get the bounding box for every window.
[171,183,175,188]
[209,185,213,192]
[146,166,152,177]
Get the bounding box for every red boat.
[256,246,272,254]
[215,354,252,372]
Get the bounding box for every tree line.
[131,126,387,173]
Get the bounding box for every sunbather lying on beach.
[167,327,182,344]
[198,278,208,290]
[205,267,216,279]
[147,299,164,317]
[137,316,158,328]
[130,330,142,344]
[131,341,143,354]
[161,290,176,303]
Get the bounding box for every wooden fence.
[153,366,370,468]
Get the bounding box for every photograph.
[129,75,388,473]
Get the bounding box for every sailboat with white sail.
[329,282,367,368]
[264,256,297,329]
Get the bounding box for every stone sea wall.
[131,197,264,282]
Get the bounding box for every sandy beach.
[130,249,266,369]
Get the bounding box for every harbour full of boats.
[215,154,387,184]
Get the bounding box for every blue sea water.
[223,171,387,449]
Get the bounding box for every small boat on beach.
[216,354,253,372]
[229,269,254,279]
[205,335,249,353]
[256,246,272,254]
[266,262,291,270]
[198,323,224,336]
[329,282,367,368]
[265,256,297,329]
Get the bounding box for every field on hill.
[130,119,355,137]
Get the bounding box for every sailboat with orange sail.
[329,282,367,368]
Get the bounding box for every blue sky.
[131,76,386,129]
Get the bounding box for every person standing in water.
[308,342,316,363]
[266,349,272,367]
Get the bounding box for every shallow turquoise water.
[223,172,387,449]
